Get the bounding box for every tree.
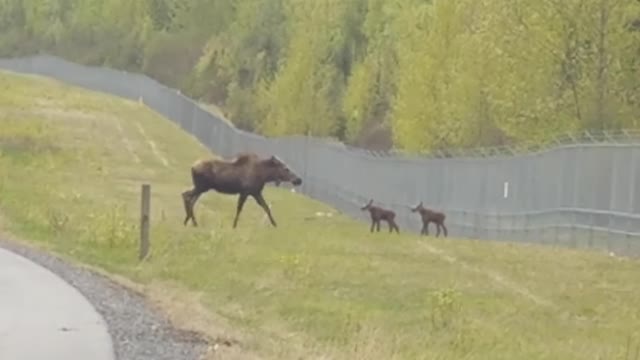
[1,0,639,153]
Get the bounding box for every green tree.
[257,0,347,137]
[1,0,639,153]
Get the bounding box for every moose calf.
[410,201,447,237]
[361,199,400,234]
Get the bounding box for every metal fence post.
[628,148,639,256]
[572,147,582,248]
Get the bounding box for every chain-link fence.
[2,54,639,257]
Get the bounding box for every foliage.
[1,0,640,152]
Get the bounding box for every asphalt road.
[0,247,116,360]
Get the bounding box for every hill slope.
[1,70,639,359]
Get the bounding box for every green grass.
[1,70,640,360]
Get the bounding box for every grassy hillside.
[1,70,640,360]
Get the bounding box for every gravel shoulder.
[0,237,210,360]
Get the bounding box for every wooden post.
[139,183,151,261]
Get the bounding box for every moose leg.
[424,221,430,236]
[421,223,427,236]
[253,193,277,227]
[370,220,375,233]
[441,222,448,237]
[388,219,399,233]
[188,192,203,227]
[393,220,400,234]
[182,189,193,226]
[376,220,381,232]
[182,189,202,226]
[435,222,441,237]
[232,193,249,229]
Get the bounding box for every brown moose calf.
[410,201,447,237]
[361,199,400,234]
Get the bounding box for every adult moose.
[410,201,447,237]
[361,199,400,233]
[181,152,302,228]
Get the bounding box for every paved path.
[0,247,115,360]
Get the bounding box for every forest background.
[1,0,639,153]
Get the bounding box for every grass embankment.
[0,70,639,360]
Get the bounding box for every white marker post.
[503,181,509,199]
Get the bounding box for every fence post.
[139,183,151,261]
